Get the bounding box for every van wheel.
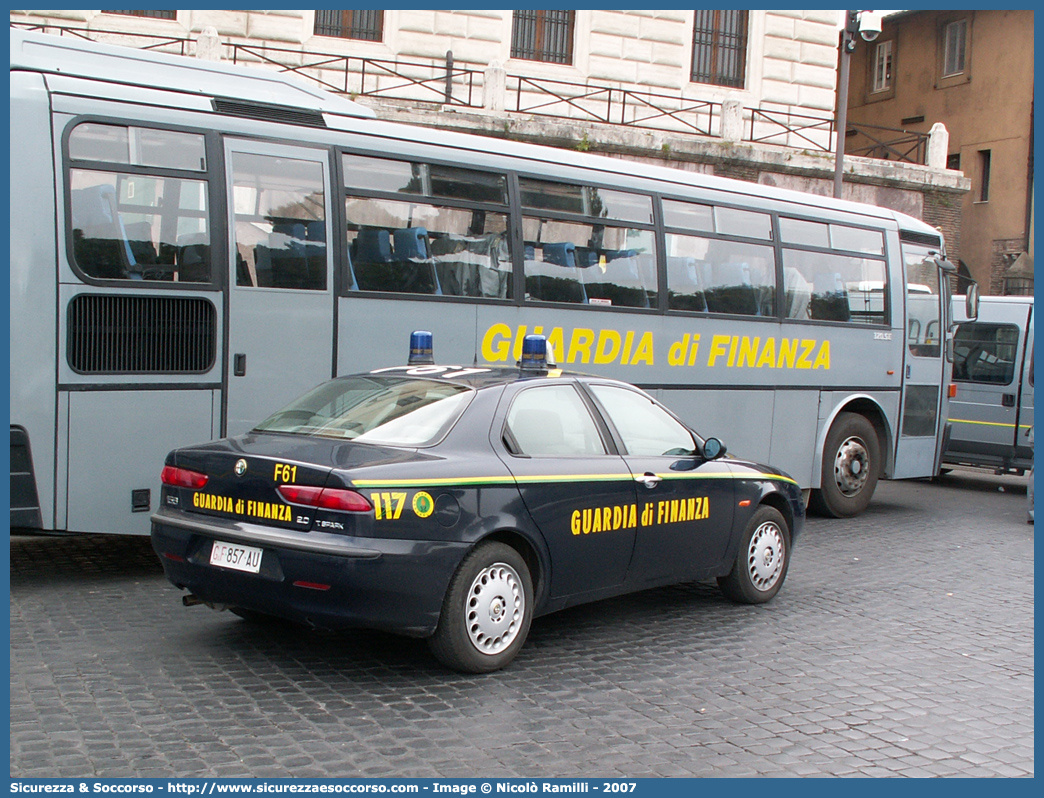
[718,505,790,603]
[428,542,533,673]
[811,412,880,518]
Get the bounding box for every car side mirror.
[703,437,726,460]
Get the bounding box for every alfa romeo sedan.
[152,334,803,672]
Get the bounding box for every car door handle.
[635,473,662,489]
[1002,393,1016,407]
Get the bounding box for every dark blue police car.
[152,333,804,672]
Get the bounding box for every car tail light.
[161,465,209,489]
[277,485,372,513]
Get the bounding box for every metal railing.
[11,22,931,165]
[229,43,479,107]
[11,21,193,55]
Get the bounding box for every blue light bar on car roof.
[408,331,434,365]
[519,335,548,374]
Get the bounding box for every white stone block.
[246,12,308,44]
[761,80,801,107]
[187,10,247,37]
[798,84,836,112]
[589,10,635,38]
[761,58,794,84]
[800,42,841,68]
[793,62,837,91]
[763,13,796,39]
[763,37,801,62]
[794,19,840,47]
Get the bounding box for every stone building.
[11,9,969,256]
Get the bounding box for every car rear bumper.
[151,507,468,637]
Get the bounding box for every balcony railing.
[11,22,931,166]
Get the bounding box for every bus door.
[893,255,948,478]
[224,140,334,436]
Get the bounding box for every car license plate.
[209,540,263,574]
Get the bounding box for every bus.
[10,29,963,535]
[944,296,1033,474]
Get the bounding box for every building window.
[314,10,384,42]
[978,150,991,202]
[871,40,893,93]
[691,10,748,88]
[102,10,177,20]
[511,10,575,65]
[947,153,961,171]
[942,19,967,77]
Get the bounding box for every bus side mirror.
[965,283,980,320]
[703,437,726,460]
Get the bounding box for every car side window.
[504,384,606,457]
[589,385,696,456]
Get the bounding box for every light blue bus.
[10,30,965,535]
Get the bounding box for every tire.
[718,505,791,604]
[810,412,880,518]
[428,541,533,673]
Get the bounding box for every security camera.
[859,11,883,42]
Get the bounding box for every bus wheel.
[812,412,880,518]
[428,542,533,673]
[718,505,790,603]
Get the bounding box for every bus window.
[830,224,885,255]
[665,234,775,316]
[714,206,772,239]
[69,170,210,282]
[232,153,327,291]
[69,123,206,171]
[342,155,509,206]
[952,323,1020,384]
[782,249,887,325]
[780,218,829,248]
[662,199,714,233]
[904,254,942,357]
[519,179,653,224]
[347,197,511,298]
[523,218,656,307]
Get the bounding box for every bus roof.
[10,28,941,243]
[9,28,376,121]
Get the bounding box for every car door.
[584,382,735,584]
[497,382,637,598]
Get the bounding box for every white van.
[944,296,1034,474]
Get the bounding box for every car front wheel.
[428,541,533,673]
[718,505,791,604]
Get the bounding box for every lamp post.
[833,10,861,199]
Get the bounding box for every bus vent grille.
[211,97,328,128]
[67,295,217,374]
[899,230,942,248]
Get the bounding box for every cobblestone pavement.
[10,467,1033,778]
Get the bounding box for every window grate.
[314,10,384,41]
[511,10,575,65]
[691,10,748,88]
[67,294,216,374]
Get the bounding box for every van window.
[952,322,1020,385]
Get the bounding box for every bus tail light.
[277,485,372,513]
[161,465,209,489]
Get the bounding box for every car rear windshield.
[253,376,474,446]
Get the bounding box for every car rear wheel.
[428,541,533,673]
[718,505,790,604]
